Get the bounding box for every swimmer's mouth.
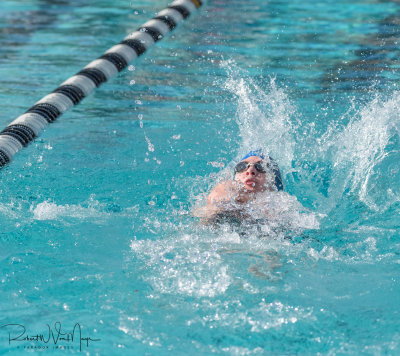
[244,179,256,186]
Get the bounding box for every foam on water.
[129,224,294,298]
[32,200,102,221]
[29,195,128,223]
[130,233,232,298]
[0,201,22,219]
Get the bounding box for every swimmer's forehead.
[241,156,265,163]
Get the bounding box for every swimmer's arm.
[195,181,237,224]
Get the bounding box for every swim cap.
[240,149,284,191]
[241,149,265,160]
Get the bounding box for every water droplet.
[145,136,154,152]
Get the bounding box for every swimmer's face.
[234,156,271,192]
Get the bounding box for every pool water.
[1,0,400,354]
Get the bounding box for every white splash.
[324,92,400,210]
[130,234,232,298]
[190,60,320,235]
[258,191,321,231]
[31,197,107,221]
[221,60,296,166]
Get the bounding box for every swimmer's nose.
[246,166,257,175]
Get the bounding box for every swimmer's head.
[234,149,283,191]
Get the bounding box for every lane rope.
[0,0,202,168]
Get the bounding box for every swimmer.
[196,149,283,225]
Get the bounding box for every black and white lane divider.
[0,0,202,168]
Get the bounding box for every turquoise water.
[1,0,400,354]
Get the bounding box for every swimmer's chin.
[244,184,257,190]
[241,183,264,193]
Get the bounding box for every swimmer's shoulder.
[207,180,235,201]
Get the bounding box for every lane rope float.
[0,0,202,168]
